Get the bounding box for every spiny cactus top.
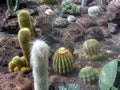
[83,39,104,60]
[53,47,74,75]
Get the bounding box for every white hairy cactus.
[30,39,49,90]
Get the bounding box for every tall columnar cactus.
[83,39,104,60]
[18,28,32,67]
[39,0,55,3]
[53,47,74,75]
[7,0,19,11]
[18,9,34,38]
[79,66,97,84]
[30,40,49,90]
[8,56,30,73]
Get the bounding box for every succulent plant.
[79,66,97,84]
[39,0,55,3]
[18,9,34,38]
[81,0,88,6]
[88,6,100,17]
[7,0,19,11]
[53,47,74,75]
[18,28,32,66]
[61,0,80,15]
[8,56,30,73]
[83,39,104,60]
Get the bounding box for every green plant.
[17,9,34,38]
[8,56,30,73]
[61,0,80,15]
[39,0,55,3]
[7,0,19,11]
[83,39,104,60]
[99,59,119,90]
[53,47,74,75]
[81,0,87,6]
[18,28,32,67]
[79,66,97,84]
[88,6,100,17]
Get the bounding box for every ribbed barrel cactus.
[79,66,97,84]
[53,47,74,75]
[83,39,104,60]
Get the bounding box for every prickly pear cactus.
[79,66,96,84]
[18,9,34,37]
[83,39,104,60]
[8,56,30,73]
[53,47,74,75]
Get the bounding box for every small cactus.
[18,28,32,66]
[83,39,104,60]
[88,6,100,17]
[79,66,97,84]
[53,47,74,75]
[8,56,30,73]
[81,0,88,6]
[18,9,34,37]
[7,0,19,11]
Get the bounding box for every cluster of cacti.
[39,0,55,3]
[17,9,34,38]
[61,0,80,15]
[18,28,32,67]
[7,0,19,11]
[8,56,30,73]
[83,39,104,60]
[79,66,97,84]
[30,40,49,90]
[88,6,100,17]
[52,47,74,75]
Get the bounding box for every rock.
[0,72,33,90]
[108,23,119,34]
[53,17,68,28]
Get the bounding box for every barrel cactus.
[79,66,97,84]
[83,39,104,60]
[18,9,34,38]
[88,6,100,17]
[53,47,74,75]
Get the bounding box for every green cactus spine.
[79,66,97,84]
[18,10,34,38]
[18,28,31,66]
[53,47,74,75]
[83,39,104,60]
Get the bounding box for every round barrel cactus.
[53,47,74,75]
[83,39,104,60]
[79,66,96,84]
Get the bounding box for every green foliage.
[17,9,34,38]
[8,56,30,73]
[7,0,19,11]
[61,0,80,15]
[79,66,97,84]
[83,39,104,60]
[53,47,74,75]
[99,59,119,90]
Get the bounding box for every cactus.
[83,39,104,60]
[39,0,55,3]
[30,40,49,90]
[7,0,19,11]
[79,66,97,84]
[81,0,88,6]
[18,9,34,38]
[8,56,30,73]
[18,28,32,66]
[53,47,74,75]
[88,6,100,17]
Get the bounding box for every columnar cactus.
[7,0,19,11]
[30,40,49,90]
[18,9,34,38]
[53,47,74,75]
[18,28,32,66]
[79,66,97,84]
[83,39,104,60]
[8,56,30,73]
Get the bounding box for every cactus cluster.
[79,66,97,84]
[7,0,19,11]
[83,39,104,60]
[8,56,30,73]
[61,0,80,15]
[53,47,74,75]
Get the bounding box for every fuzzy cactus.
[83,39,104,60]
[79,66,97,84]
[39,0,55,3]
[88,6,100,17]
[7,0,19,11]
[8,56,30,73]
[53,47,74,75]
[18,9,34,37]
[18,28,32,66]
[30,40,49,90]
